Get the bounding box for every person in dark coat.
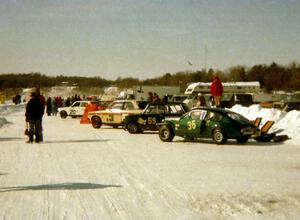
[46,97,52,116]
[210,75,223,107]
[25,92,45,143]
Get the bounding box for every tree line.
[1,62,300,92]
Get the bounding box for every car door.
[178,110,207,138]
[69,102,80,116]
[143,104,164,130]
[102,102,124,124]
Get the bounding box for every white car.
[88,100,145,128]
[58,101,97,119]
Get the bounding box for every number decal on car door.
[187,120,196,130]
[147,117,156,124]
[70,109,76,115]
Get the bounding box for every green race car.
[158,107,258,144]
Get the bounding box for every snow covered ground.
[0,102,300,219]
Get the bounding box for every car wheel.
[112,125,119,129]
[127,122,140,134]
[60,111,67,119]
[159,125,174,142]
[91,116,102,129]
[71,116,76,119]
[213,128,227,144]
[236,136,249,143]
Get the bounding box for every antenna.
[204,44,207,71]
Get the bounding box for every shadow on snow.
[173,138,286,146]
[0,182,122,193]
[43,139,116,144]
[0,137,24,141]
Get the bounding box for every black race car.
[123,102,190,133]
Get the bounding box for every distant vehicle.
[133,85,180,101]
[169,94,189,103]
[221,93,254,108]
[123,102,190,133]
[158,107,290,144]
[58,101,98,119]
[88,100,145,128]
[272,101,300,112]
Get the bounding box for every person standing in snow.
[46,97,52,116]
[210,75,223,107]
[25,91,45,143]
[51,98,58,116]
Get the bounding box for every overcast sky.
[0,0,299,79]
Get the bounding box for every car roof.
[147,101,185,106]
[191,107,233,115]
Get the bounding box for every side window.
[145,106,155,114]
[190,110,206,120]
[157,105,165,114]
[206,112,222,120]
[110,102,123,109]
[81,102,88,107]
[124,102,134,110]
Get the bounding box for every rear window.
[227,111,249,123]
[168,104,185,114]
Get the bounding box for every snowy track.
[0,104,300,219]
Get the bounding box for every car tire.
[159,125,174,142]
[213,128,227,144]
[236,136,249,143]
[127,122,140,134]
[91,116,102,129]
[60,111,67,119]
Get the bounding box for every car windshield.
[71,102,80,107]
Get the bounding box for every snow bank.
[0,101,25,128]
[230,104,300,144]
[0,101,25,116]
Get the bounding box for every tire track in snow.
[188,192,300,218]
[91,128,201,219]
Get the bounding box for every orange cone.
[80,103,98,124]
